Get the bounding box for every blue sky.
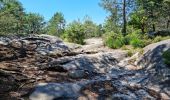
[19,0,108,24]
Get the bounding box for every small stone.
[10,40,22,49]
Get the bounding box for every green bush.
[62,21,85,44]
[124,30,142,45]
[152,36,170,43]
[130,38,145,48]
[152,36,163,43]
[102,29,170,49]
[162,50,170,66]
[143,38,152,46]
[103,31,125,49]
[125,30,145,48]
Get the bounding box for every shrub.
[130,38,145,48]
[162,50,170,66]
[143,38,152,46]
[124,29,142,45]
[103,31,125,49]
[152,36,170,43]
[62,21,85,44]
[125,30,146,48]
[152,36,163,43]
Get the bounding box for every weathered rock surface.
[136,39,170,69]
[0,36,170,99]
[30,78,161,100]
[68,70,88,79]
[30,83,82,100]
[49,52,120,74]
[134,39,170,99]
[135,40,170,82]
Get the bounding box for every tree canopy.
[47,12,65,36]
[0,0,169,46]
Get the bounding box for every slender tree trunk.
[141,23,145,34]
[122,0,126,36]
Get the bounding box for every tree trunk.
[141,23,145,34]
[122,0,126,36]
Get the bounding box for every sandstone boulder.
[136,39,170,69]
[135,39,170,97]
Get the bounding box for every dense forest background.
[0,0,170,48]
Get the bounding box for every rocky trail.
[0,35,170,100]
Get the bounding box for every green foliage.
[152,36,164,43]
[24,13,46,34]
[162,50,170,66]
[103,31,125,49]
[124,30,146,48]
[130,38,145,48]
[152,36,170,43]
[0,0,24,35]
[0,0,169,52]
[103,16,120,34]
[127,50,133,57]
[0,13,17,35]
[128,9,147,33]
[142,38,152,46]
[47,12,65,36]
[103,29,150,49]
[124,30,141,44]
[0,0,46,35]
[83,16,99,38]
[63,21,85,44]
